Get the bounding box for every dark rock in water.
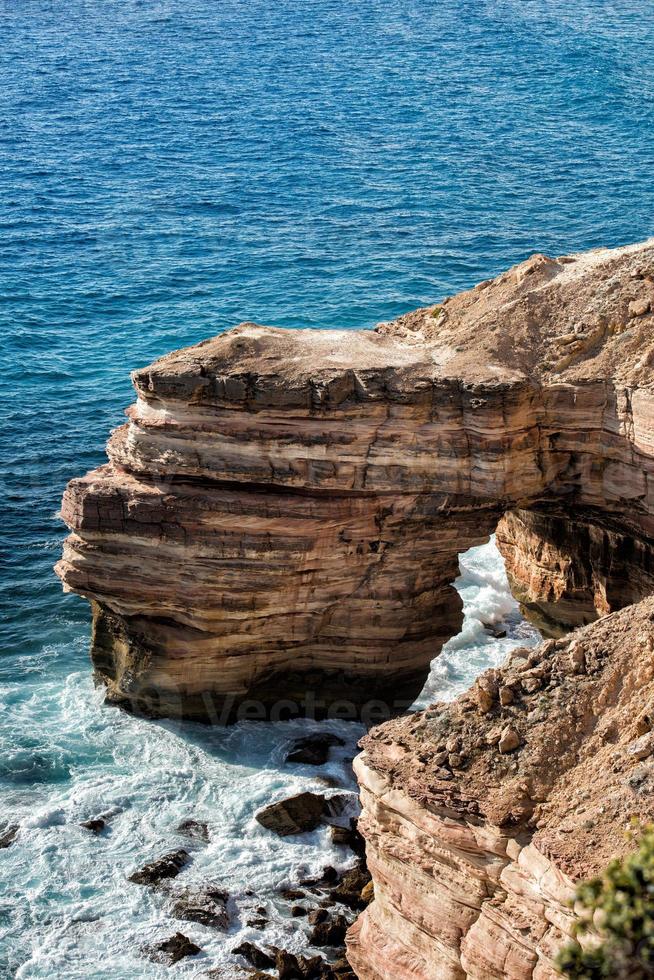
[328,862,371,910]
[144,932,201,965]
[285,733,345,766]
[233,941,276,970]
[329,820,366,857]
[0,825,19,849]
[276,949,329,979]
[308,908,329,925]
[129,849,189,885]
[246,917,268,929]
[176,818,210,843]
[291,904,307,916]
[322,793,359,827]
[279,887,305,900]
[308,914,348,948]
[320,865,339,884]
[80,818,106,834]
[482,620,507,638]
[331,957,357,979]
[256,792,326,836]
[171,887,229,929]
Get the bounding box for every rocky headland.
[57,238,654,977]
[56,239,654,721]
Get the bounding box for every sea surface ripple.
[1,1,652,976]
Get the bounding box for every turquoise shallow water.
[1,0,653,976]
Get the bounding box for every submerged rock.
[80,818,106,834]
[129,849,189,885]
[0,825,19,849]
[176,818,210,842]
[285,733,345,766]
[170,887,230,929]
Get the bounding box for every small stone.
[448,753,463,768]
[475,685,495,713]
[628,732,654,762]
[433,750,448,765]
[498,727,521,754]
[499,686,514,706]
[636,713,652,736]
[629,296,651,317]
[569,643,586,674]
[521,675,542,694]
[445,735,461,753]
[328,861,371,909]
[360,880,374,904]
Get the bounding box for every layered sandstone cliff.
[346,599,654,980]
[56,239,654,720]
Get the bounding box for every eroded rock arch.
[56,240,654,722]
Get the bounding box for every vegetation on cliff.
[558,825,654,979]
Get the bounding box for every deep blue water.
[0,1,652,976]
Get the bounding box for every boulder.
[144,932,201,965]
[256,793,326,836]
[171,887,230,929]
[129,849,189,885]
[309,914,349,947]
[233,942,276,970]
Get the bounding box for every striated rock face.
[346,599,654,979]
[56,239,654,720]
[496,510,654,637]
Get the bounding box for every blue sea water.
[0,0,653,976]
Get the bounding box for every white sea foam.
[1,537,539,978]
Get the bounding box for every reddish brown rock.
[346,599,654,980]
[55,239,654,721]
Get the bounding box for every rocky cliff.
[346,598,654,979]
[56,239,654,721]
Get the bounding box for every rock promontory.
[346,598,654,979]
[56,239,654,721]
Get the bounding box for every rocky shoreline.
[56,238,654,977]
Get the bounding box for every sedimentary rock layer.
[497,509,654,636]
[56,239,654,719]
[346,599,654,979]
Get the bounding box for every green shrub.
[557,825,654,978]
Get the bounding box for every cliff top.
[360,596,654,880]
[133,238,654,407]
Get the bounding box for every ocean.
[1,0,652,976]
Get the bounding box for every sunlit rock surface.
[346,599,654,979]
[56,239,654,720]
